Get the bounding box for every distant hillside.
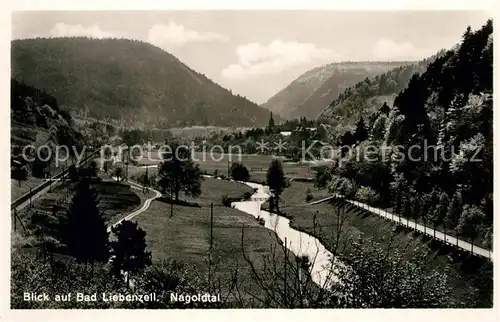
[261,62,412,120]
[318,51,448,137]
[11,37,272,128]
[11,78,84,157]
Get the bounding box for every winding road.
[107,181,162,232]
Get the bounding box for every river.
[231,181,341,289]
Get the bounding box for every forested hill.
[331,19,493,250]
[261,61,410,120]
[11,37,272,128]
[318,50,448,137]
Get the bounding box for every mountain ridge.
[261,61,414,120]
[11,37,274,129]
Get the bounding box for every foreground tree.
[158,143,203,201]
[58,179,109,262]
[266,159,287,213]
[110,220,152,283]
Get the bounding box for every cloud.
[372,38,434,61]
[147,21,229,49]
[49,23,115,39]
[221,40,337,80]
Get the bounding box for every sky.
[11,11,491,104]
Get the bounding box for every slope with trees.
[318,50,449,140]
[328,20,493,248]
[12,37,273,128]
[262,61,412,120]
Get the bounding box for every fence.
[333,196,493,261]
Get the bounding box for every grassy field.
[132,151,315,183]
[272,181,493,307]
[17,175,143,227]
[134,177,301,306]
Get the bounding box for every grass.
[17,175,142,227]
[272,180,493,308]
[134,177,297,306]
[180,177,254,206]
[131,151,315,184]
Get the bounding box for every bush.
[355,185,380,205]
[221,195,233,207]
[230,162,250,181]
[305,193,313,202]
[328,175,356,198]
[314,167,332,189]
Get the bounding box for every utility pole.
[126,148,129,181]
[144,164,149,193]
[284,237,287,308]
[170,191,173,218]
[209,202,214,292]
[210,203,214,250]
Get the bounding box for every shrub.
[314,167,332,189]
[305,193,313,202]
[328,175,356,198]
[221,195,232,207]
[355,185,380,205]
[230,162,250,181]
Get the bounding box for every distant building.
[280,131,292,136]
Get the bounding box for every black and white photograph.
[4,3,495,314]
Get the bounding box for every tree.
[379,102,391,115]
[266,112,275,134]
[446,191,463,233]
[88,160,99,177]
[31,150,51,178]
[68,165,79,181]
[230,163,250,182]
[113,167,124,181]
[11,164,28,187]
[457,205,485,244]
[110,220,152,282]
[158,143,203,201]
[266,159,287,213]
[103,160,112,174]
[58,180,109,262]
[371,115,388,141]
[434,192,450,232]
[314,166,332,189]
[353,117,368,144]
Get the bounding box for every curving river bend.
[231,181,340,289]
